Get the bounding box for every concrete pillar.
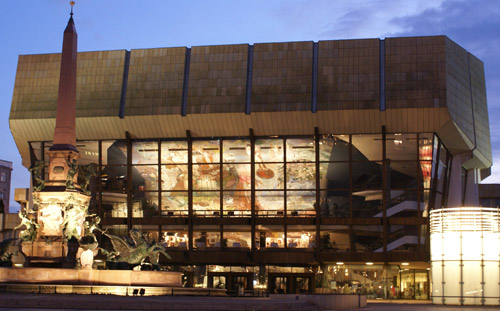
[463,168,479,206]
[447,156,462,208]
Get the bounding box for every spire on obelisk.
[53,1,78,148]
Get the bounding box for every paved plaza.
[1,294,499,311]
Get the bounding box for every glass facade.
[29,132,451,297]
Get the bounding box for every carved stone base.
[33,191,90,238]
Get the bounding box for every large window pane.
[193,140,220,163]
[132,140,158,164]
[286,138,315,162]
[101,165,127,192]
[133,165,158,191]
[286,191,315,215]
[255,139,283,162]
[256,225,284,249]
[287,225,315,248]
[286,163,316,189]
[390,161,418,189]
[132,190,158,217]
[352,162,382,189]
[193,226,220,249]
[351,134,382,162]
[352,191,382,217]
[77,141,99,165]
[320,225,350,252]
[193,164,220,190]
[352,225,383,252]
[256,191,284,216]
[386,134,417,161]
[102,192,127,218]
[222,164,250,190]
[320,190,350,217]
[223,191,251,215]
[193,191,220,216]
[419,134,434,161]
[161,192,188,216]
[161,141,188,164]
[320,162,349,189]
[162,225,189,248]
[101,140,127,166]
[161,164,188,191]
[224,226,251,248]
[256,163,284,190]
[320,135,350,161]
[223,139,250,163]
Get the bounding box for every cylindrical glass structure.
[430,207,500,305]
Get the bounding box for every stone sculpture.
[13,210,39,242]
[65,159,79,190]
[0,239,18,264]
[29,160,45,191]
[79,164,97,195]
[103,229,171,267]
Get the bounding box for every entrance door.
[232,275,248,294]
[212,275,226,289]
[294,276,311,294]
[271,276,289,294]
[400,271,415,299]
[414,271,428,300]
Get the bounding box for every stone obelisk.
[48,4,79,186]
[23,3,90,267]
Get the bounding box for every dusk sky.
[0,0,499,210]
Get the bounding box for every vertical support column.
[219,139,224,218]
[245,45,254,115]
[349,135,355,253]
[379,39,386,111]
[187,130,193,251]
[181,48,191,117]
[311,42,319,113]
[448,154,463,208]
[250,129,256,251]
[283,137,287,249]
[219,138,224,246]
[118,50,130,119]
[314,127,321,261]
[382,126,388,261]
[157,138,162,218]
[98,140,103,218]
[416,134,422,252]
[126,131,132,230]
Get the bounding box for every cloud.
[271,0,446,39]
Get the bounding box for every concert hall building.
[9,36,492,299]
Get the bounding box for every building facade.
[0,160,12,213]
[9,36,491,299]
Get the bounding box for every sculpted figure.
[66,159,79,190]
[13,210,39,242]
[0,238,19,263]
[79,164,97,195]
[62,203,87,240]
[79,215,101,250]
[103,229,171,266]
[29,160,45,191]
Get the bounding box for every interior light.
[366,262,374,265]
[336,262,344,265]
[401,262,409,266]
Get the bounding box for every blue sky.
[0,0,499,210]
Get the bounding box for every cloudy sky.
[0,0,499,210]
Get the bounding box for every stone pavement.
[0,294,498,311]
